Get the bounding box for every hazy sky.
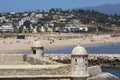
[0,0,120,12]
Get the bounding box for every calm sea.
[45,43,120,54]
[17,43,120,78]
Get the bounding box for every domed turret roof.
[72,45,88,55]
[32,40,43,47]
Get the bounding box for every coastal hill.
[82,3,120,15]
[0,6,120,33]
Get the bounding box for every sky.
[0,0,120,12]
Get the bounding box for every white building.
[0,25,14,32]
[35,14,43,18]
[9,12,16,15]
[64,26,88,32]
[19,20,24,27]
[40,26,46,32]
[0,16,6,20]
[79,27,88,31]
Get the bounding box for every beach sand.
[0,33,120,54]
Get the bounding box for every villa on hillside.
[0,25,14,32]
[64,26,88,32]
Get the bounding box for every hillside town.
[0,8,120,33]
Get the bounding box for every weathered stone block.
[87,73,119,80]
[88,66,102,77]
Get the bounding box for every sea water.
[102,68,120,78]
[45,43,120,54]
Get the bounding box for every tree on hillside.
[23,20,31,33]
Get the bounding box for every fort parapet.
[0,54,119,68]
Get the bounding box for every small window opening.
[33,50,36,54]
[75,59,77,62]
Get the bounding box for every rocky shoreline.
[44,54,120,68]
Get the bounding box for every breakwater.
[44,54,120,68]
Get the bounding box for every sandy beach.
[0,33,120,54]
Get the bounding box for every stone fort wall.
[0,54,25,64]
[0,54,119,68]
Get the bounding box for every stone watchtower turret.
[71,44,89,80]
[31,40,44,58]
